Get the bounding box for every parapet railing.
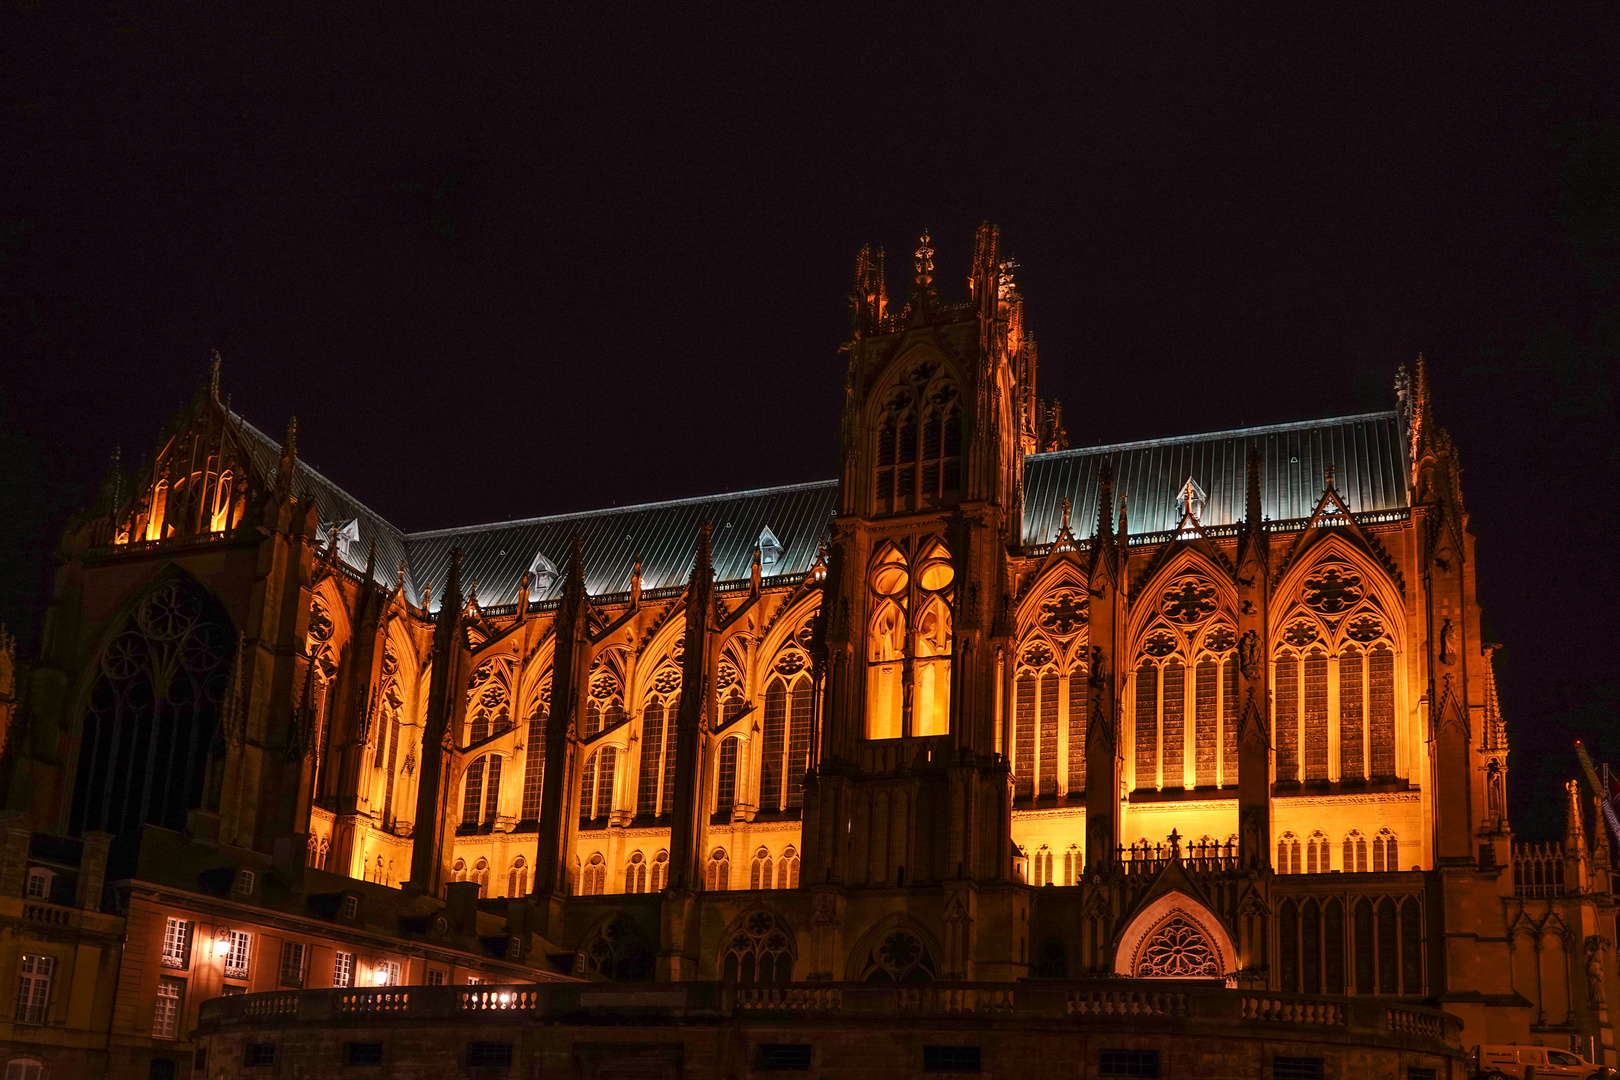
[197,981,1462,1046]
[1511,841,1566,898]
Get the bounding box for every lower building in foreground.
[191,980,1463,1080]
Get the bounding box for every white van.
[1473,1043,1614,1079]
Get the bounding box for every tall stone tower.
[801,225,1062,979]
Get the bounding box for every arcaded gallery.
[0,226,1609,1079]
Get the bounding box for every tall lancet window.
[865,541,954,739]
[873,369,962,513]
[866,547,909,739]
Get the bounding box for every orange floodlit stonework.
[0,225,1611,1079]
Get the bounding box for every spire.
[1094,461,1115,543]
[630,555,643,606]
[691,519,714,586]
[108,444,124,517]
[1409,353,1433,462]
[1245,442,1263,529]
[438,548,463,622]
[1567,778,1588,849]
[275,416,299,496]
[208,350,222,401]
[851,244,889,332]
[561,533,587,615]
[364,539,377,582]
[970,221,1000,304]
[1117,495,1129,544]
[1324,461,1336,491]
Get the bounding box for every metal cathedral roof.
[229,409,1409,612]
[1021,411,1407,546]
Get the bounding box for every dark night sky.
[3,6,1616,840]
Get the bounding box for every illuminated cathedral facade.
[1,225,1613,1078]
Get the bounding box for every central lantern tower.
[800,225,1068,978]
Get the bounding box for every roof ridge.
[1029,411,1398,461]
[404,478,840,541]
[232,412,409,538]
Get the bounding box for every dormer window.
[342,895,359,919]
[758,527,784,568]
[319,518,363,563]
[233,869,256,896]
[528,553,558,597]
[24,868,53,900]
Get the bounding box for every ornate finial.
[1324,461,1336,490]
[1060,496,1072,534]
[208,349,222,401]
[1117,495,1129,539]
[396,560,407,590]
[910,229,936,309]
[1095,461,1115,540]
[284,416,298,458]
[364,538,377,579]
[914,230,934,285]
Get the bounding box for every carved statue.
[1439,617,1455,665]
[1586,936,1608,1009]
[1487,758,1506,828]
[1238,630,1259,679]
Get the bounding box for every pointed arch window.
[1011,641,1063,799]
[715,737,741,815]
[760,666,813,812]
[865,541,954,740]
[779,846,800,888]
[722,909,795,983]
[705,848,730,891]
[750,847,774,890]
[71,578,235,840]
[625,851,648,894]
[1273,630,1329,783]
[579,747,617,821]
[1343,831,1368,872]
[585,666,626,739]
[580,853,606,896]
[1372,829,1399,872]
[873,378,962,513]
[637,668,681,817]
[520,682,548,821]
[460,754,504,828]
[651,850,669,892]
[1306,830,1331,873]
[508,856,528,898]
[1277,832,1302,874]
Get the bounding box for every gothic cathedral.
[1,225,1611,1078]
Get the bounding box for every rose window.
[1134,915,1221,978]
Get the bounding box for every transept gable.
[1274,473,1405,596]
